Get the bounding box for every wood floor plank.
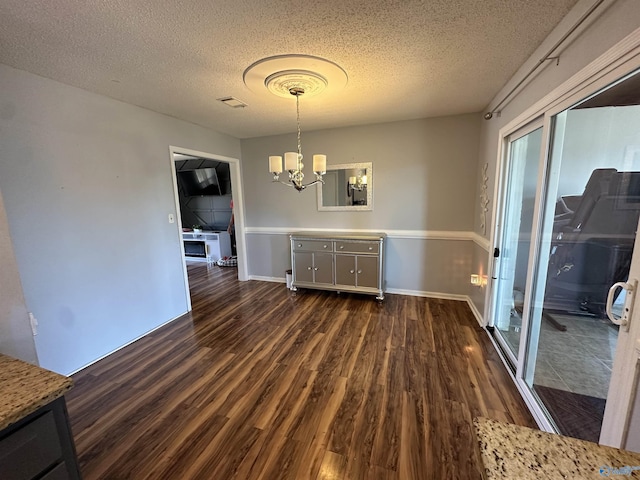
[315,450,347,480]
[371,344,404,471]
[66,263,535,479]
[399,391,428,480]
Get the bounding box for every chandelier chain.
[296,93,302,160]
[268,86,325,192]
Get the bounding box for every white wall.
[0,189,38,364]
[558,105,640,197]
[241,115,480,295]
[0,64,241,374]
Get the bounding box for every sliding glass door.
[490,67,640,448]
[492,124,543,364]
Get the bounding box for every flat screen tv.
[177,165,229,196]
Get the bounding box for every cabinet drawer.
[41,462,70,480]
[292,239,333,252]
[335,241,379,254]
[0,411,61,480]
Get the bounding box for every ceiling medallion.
[243,54,348,192]
[264,70,327,99]
[243,54,348,97]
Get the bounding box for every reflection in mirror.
[317,162,372,211]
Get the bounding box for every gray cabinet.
[290,232,385,300]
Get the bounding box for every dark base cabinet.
[0,397,81,480]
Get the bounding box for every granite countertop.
[0,353,72,430]
[474,417,640,479]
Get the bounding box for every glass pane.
[525,71,640,442]
[494,128,542,360]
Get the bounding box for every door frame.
[602,223,640,447]
[487,118,544,369]
[169,146,249,311]
[484,27,640,442]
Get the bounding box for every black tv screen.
[178,167,226,196]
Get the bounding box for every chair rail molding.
[245,227,481,242]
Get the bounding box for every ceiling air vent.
[217,96,247,108]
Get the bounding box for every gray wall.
[0,189,38,364]
[469,241,490,319]
[243,116,479,230]
[241,115,481,295]
[0,63,240,374]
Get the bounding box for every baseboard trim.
[246,279,471,303]
[484,329,555,433]
[66,311,189,376]
[249,275,286,283]
[385,288,468,301]
[466,296,485,327]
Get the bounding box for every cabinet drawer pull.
[323,244,328,248]
[314,267,318,271]
[298,244,302,247]
[350,269,355,274]
[368,246,373,251]
[357,269,362,274]
[307,266,312,270]
[339,245,344,249]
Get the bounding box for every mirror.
[317,162,372,211]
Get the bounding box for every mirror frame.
[317,162,373,211]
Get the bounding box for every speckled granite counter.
[0,353,72,430]
[474,417,640,479]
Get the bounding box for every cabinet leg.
[290,286,297,292]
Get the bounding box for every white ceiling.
[0,0,579,139]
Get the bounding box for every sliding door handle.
[606,280,636,331]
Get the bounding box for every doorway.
[169,146,248,310]
[488,65,640,448]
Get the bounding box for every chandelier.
[348,173,368,192]
[268,87,326,191]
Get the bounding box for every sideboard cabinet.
[290,232,386,300]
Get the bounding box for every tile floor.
[501,311,617,399]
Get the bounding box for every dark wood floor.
[66,263,536,479]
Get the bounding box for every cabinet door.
[335,254,357,286]
[294,252,314,283]
[313,253,334,285]
[356,256,379,288]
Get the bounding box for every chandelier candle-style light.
[268,87,326,191]
[348,174,368,191]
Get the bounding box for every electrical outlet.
[168,213,175,224]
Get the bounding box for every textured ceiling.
[0,0,580,138]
